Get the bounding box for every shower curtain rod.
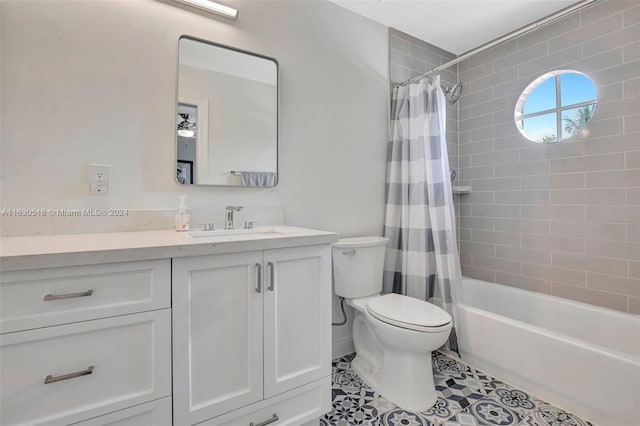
[395,0,602,87]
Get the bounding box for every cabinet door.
[173,252,264,425]
[263,245,332,398]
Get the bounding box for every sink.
[187,227,286,239]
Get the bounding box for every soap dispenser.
[175,195,191,232]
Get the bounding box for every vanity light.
[172,0,239,20]
[177,113,196,138]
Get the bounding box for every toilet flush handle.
[342,249,356,255]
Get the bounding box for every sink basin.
[187,227,286,239]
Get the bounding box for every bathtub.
[455,277,640,426]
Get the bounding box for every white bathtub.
[455,277,640,426]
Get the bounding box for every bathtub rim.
[458,276,640,363]
[455,302,640,366]
[460,276,639,321]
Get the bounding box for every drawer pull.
[267,262,275,292]
[255,263,262,293]
[44,365,94,384]
[250,413,279,426]
[43,290,94,301]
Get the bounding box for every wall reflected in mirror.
[176,36,278,187]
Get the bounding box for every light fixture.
[177,113,196,138]
[172,0,238,20]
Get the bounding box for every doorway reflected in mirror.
[176,36,278,187]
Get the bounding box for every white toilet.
[332,236,452,412]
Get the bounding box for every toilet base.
[351,349,438,412]
[347,306,451,413]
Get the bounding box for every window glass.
[523,77,556,115]
[562,105,597,140]
[561,73,597,107]
[515,70,598,143]
[522,113,557,143]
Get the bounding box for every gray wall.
[456,0,640,314]
[388,28,459,172]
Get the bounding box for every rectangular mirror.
[176,36,278,187]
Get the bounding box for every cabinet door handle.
[250,413,279,426]
[255,263,262,293]
[44,365,94,384]
[267,262,275,291]
[43,290,94,301]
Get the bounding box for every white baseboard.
[332,338,354,359]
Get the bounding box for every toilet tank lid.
[333,236,389,248]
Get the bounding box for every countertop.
[0,227,339,271]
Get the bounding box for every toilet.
[332,236,452,412]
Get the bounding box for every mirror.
[176,36,278,186]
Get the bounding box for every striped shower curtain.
[383,75,462,353]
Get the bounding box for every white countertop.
[0,227,338,271]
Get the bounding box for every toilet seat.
[366,293,452,333]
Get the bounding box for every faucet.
[224,206,243,229]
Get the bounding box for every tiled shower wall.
[389,28,459,173]
[456,1,640,314]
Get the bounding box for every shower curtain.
[383,75,462,353]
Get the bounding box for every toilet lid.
[367,294,452,330]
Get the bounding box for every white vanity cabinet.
[0,260,172,426]
[172,244,332,426]
[0,227,337,426]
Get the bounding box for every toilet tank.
[332,236,389,299]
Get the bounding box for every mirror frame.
[175,35,279,187]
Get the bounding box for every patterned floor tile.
[379,408,430,425]
[324,393,380,425]
[333,354,355,372]
[436,379,489,406]
[334,368,370,393]
[432,353,469,377]
[467,399,522,425]
[322,351,592,426]
[442,409,482,426]
[420,396,460,425]
[483,388,544,419]
[518,405,593,426]
[432,353,496,394]
[344,387,395,416]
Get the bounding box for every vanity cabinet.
[172,245,332,426]
[0,227,337,426]
[0,260,172,426]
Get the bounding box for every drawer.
[0,259,170,333]
[0,309,171,426]
[71,397,172,426]
[201,377,331,426]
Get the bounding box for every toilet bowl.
[332,237,452,412]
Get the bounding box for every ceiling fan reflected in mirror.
[177,113,196,138]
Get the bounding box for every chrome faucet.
[224,206,243,229]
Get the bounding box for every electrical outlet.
[88,164,111,194]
